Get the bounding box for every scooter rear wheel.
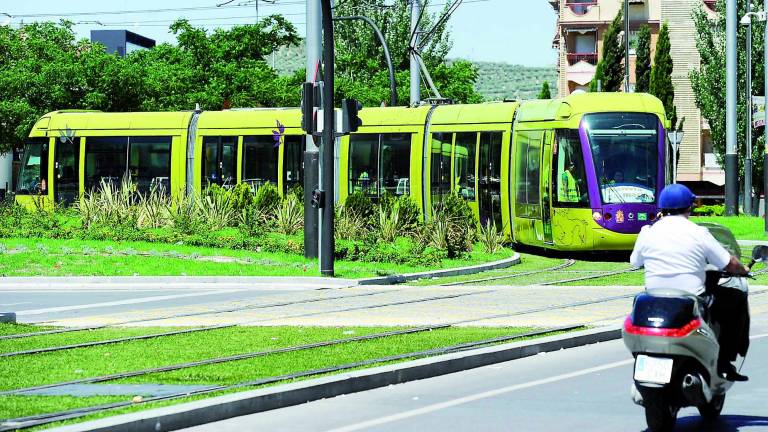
[644,396,678,432]
[698,394,725,421]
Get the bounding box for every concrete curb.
[49,324,620,432]
[0,253,520,290]
[356,252,521,285]
[0,276,358,290]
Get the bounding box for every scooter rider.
[630,184,750,382]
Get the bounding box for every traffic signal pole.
[726,0,739,215]
[304,0,321,258]
[320,0,335,276]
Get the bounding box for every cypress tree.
[539,81,552,99]
[650,22,676,128]
[635,24,652,93]
[589,61,605,92]
[599,9,625,92]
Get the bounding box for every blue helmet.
[659,184,696,210]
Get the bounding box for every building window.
[566,0,597,15]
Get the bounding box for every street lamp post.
[624,0,630,92]
[745,3,754,215]
[741,8,768,225]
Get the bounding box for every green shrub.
[692,204,725,216]
[228,183,255,213]
[253,183,281,215]
[344,192,375,221]
[423,192,476,258]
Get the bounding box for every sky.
[1,0,559,67]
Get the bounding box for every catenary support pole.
[746,2,753,215]
[304,0,321,258]
[410,0,421,105]
[625,0,630,92]
[726,0,739,215]
[320,0,335,276]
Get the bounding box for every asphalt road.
[182,316,768,432]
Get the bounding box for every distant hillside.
[470,61,558,101]
[270,44,558,101]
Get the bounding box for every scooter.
[622,235,768,431]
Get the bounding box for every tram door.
[54,137,80,205]
[541,132,553,244]
[478,132,503,229]
[202,136,237,188]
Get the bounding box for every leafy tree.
[539,81,552,99]
[592,9,625,92]
[332,0,482,106]
[635,24,652,93]
[650,22,676,128]
[690,0,765,200]
[0,17,302,153]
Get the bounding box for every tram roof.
[516,93,667,123]
[429,102,519,126]
[197,108,302,130]
[33,111,194,133]
[357,105,432,128]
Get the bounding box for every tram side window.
[554,129,589,207]
[349,134,379,197]
[380,133,411,196]
[454,132,477,201]
[514,131,542,216]
[243,136,279,191]
[283,136,306,193]
[129,137,172,194]
[16,138,49,195]
[85,137,129,191]
[431,132,453,203]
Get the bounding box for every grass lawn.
[0,238,513,279]
[0,325,560,422]
[691,216,768,240]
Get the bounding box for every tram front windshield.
[584,113,659,204]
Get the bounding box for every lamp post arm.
[334,15,398,107]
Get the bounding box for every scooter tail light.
[623,316,702,338]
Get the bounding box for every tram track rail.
[0,290,494,358]
[0,290,640,398]
[439,259,576,286]
[0,323,591,431]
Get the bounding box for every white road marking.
[13,290,244,316]
[327,332,768,432]
[0,302,31,306]
[324,359,634,432]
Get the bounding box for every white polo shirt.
[630,215,731,295]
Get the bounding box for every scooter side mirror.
[751,245,768,263]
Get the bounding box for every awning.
[565,27,597,34]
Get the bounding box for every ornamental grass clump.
[274,194,304,235]
[478,220,505,254]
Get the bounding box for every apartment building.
[548,0,722,187]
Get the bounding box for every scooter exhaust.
[681,373,712,406]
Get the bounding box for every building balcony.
[565,1,597,16]
[566,60,597,87]
[567,52,598,65]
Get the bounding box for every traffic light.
[342,98,363,133]
[301,82,315,134]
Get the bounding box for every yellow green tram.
[15,92,667,251]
